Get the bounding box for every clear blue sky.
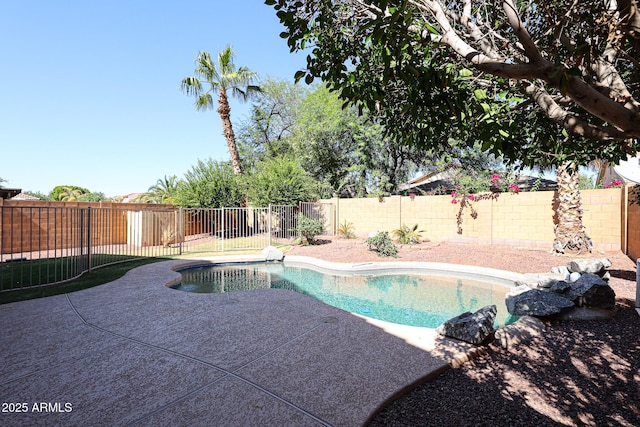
[1,0,306,197]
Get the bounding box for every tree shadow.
[368,306,640,426]
[609,268,637,281]
[310,238,332,246]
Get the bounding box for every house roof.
[399,168,557,194]
[12,192,41,200]
[0,188,22,199]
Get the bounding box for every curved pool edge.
[166,254,525,287]
[282,255,524,287]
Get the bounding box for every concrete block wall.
[626,188,640,262]
[323,187,625,252]
[580,188,624,251]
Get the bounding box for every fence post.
[178,208,183,255]
[87,207,92,272]
[268,204,272,247]
[222,207,225,252]
[79,208,85,274]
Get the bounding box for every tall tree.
[181,46,261,175]
[292,85,431,196]
[269,0,639,253]
[237,78,306,166]
[553,161,592,253]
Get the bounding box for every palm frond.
[180,77,202,95]
[195,93,214,111]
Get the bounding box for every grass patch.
[0,257,167,305]
[1,244,293,305]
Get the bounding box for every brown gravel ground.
[286,238,640,427]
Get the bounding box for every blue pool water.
[172,263,517,328]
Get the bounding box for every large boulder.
[516,273,565,289]
[505,288,574,316]
[436,305,497,345]
[564,273,616,309]
[262,246,284,261]
[567,258,612,274]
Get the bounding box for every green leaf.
[264,0,276,5]
[425,22,439,35]
[499,129,509,137]
[562,128,569,138]
[474,89,487,100]
[458,68,473,77]
[480,103,491,113]
[294,70,306,83]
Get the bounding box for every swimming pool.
[172,260,518,328]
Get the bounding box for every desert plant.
[392,224,423,244]
[337,220,356,239]
[365,232,398,257]
[291,214,323,245]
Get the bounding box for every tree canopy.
[237,79,433,197]
[268,0,639,166]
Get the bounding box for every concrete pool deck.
[0,256,520,426]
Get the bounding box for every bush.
[337,220,356,239]
[291,214,323,245]
[392,224,423,244]
[243,155,318,207]
[365,232,398,257]
[174,159,243,208]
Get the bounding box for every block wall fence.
[321,187,637,257]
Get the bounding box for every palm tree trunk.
[217,88,243,175]
[552,161,593,254]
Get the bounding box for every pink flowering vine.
[448,174,520,234]
[603,179,624,189]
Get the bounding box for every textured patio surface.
[1,257,487,427]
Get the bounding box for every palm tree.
[147,175,179,204]
[58,186,84,202]
[552,161,593,254]
[181,46,260,175]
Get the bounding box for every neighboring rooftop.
[399,166,557,194]
[0,188,21,199]
[11,192,40,201]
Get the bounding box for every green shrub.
[392,224,423,244]
[243,155,318,207]
[365,232,398,257]
[291,214,324,245]
[337,220,356,239]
